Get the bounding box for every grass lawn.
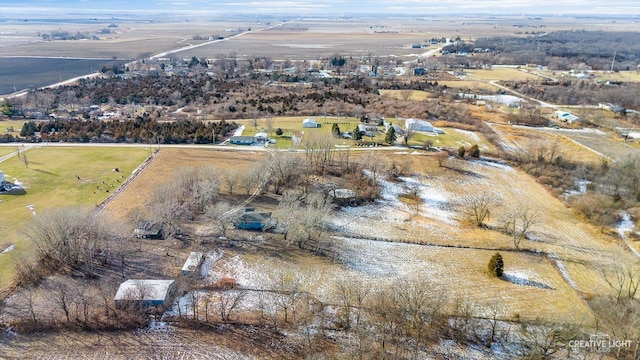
[0,146,18,157]
[232,116,383,149]
[0,146,151,289]
[0,120,24,135]
[408,127,496,152]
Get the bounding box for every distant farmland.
[0,57,126,95]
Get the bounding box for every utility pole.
[610,50,617,72]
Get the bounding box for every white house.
[302,118,320,128]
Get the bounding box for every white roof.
[182,252,203,273]
[303,118,316,123]
[114,279,175,301]
[405,118,433,130]
[255,132,268,138]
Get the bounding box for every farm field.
[436,80,499,91]
[0,58,126,95]
[106,147,635,325]
[0,146,151,288]
[465,68,543,81]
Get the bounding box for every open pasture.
[103,147,265,220]
[0,146,150,288]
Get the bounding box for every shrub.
[488,252,504,277]
[275,127,283,136]
[458,146,466,158]
[469,144,480,158]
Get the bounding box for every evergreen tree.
[385,126,397,144]
[469,144,480,158]
[1,100,17,118]
[275,127,283,136]
[458,146,466,158]
[488,252,504,277]
[332,123,341,138]
[353,124,362,141]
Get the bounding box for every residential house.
[229,136,256,145]
[235,208,272,231]
[114,279,176,309]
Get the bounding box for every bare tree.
[400,89,414,101]
[222,169,241,195]
[264,115,275,134]
[461,192,498,227]
[334,276,371,331]
[213,290,245,322]
[205,201,240,238]
[270,269,305,325]
[599,248,640,301]
[500,206,537,249]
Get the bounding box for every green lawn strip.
[0,146,150,287]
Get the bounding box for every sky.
[2,0,640,16]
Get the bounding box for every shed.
[182,252,204,276]
[302,118,321,128]
[134,220,163,239]
[235,208,272,230]
[230,136,255,145]
[553,111,580,124]
[114,279,176,309]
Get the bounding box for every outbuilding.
[182,252,204,276]
[114,279,176,309]
[302,118,321,128]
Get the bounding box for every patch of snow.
[26,204,36,216]
[548,253,579,291]
[617,212,640,258]
[200,250,223,278]
[470,158,514,172]
[458,93,524,105]
[1,245,14,254]
[563,179,591,197]
[233,124,245,137]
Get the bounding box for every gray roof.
[239,211,271,223]
[230,136,255,142]
[134,220,162,236]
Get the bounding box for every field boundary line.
[96,149,159,213]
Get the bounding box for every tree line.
[17,116,237,144]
